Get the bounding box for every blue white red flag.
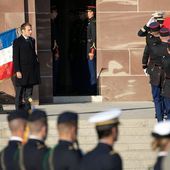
[0,28,17,81]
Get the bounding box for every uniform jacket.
[13,35,40,86]
[153,153,167,170]
[87,17,96,51]
[154,43,170,98]
[142,34,163,86]
[18,139,49,170]
[0,140,22,170]
[80,143,123,170]
[48,140,82,170]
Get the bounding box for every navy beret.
[57,111,78,124]
[149,22,160,32]
[7,109,28,122]
[160,28,170,37]
[28,109,47,122]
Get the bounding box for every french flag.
[0,28,17,81]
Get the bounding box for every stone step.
[53,95,103,103]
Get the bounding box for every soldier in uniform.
[86,6,97,94]
[150,121,170,170]
[48,111,83,170]
[161,38,170,121]
[18,109,49,170]
[151,31,170,120]
[141,22,166,122]
[80,109,123,170]
[13,22,40,112]
[0,110,27,170]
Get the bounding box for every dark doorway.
[51,0,96,96]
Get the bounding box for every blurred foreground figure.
[0,110,27,170]
[48,111,83,170]
[150,121,170,170]
[80,109,123,170]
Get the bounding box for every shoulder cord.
[0,149,6,170]
[48,146,56,170]
[19,146,26,170]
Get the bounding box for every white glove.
[146,17,156,27]
[143,68,148,76]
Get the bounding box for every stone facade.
[0,0,170,102]
[97,0,170,101]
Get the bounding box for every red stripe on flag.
[0,62,14,80]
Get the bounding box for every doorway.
[51,0,96,96]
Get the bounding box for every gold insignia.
[37,142,45,149]
[68,146,74,150]
[109,150,118,155]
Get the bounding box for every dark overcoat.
[13,35,40,86]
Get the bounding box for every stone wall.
[97,0,170,101]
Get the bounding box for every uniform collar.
[98,142,113,151]
[9,136,23,142]
[29,135,43,141]
[158,151,168,157]
[59,140,73,146]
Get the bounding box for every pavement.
[1,101,155,120]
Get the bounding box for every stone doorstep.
[53,96,103,103]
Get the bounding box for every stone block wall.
[97,0,170,101]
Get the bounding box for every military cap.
[152,121,170,138]
[160,28,170,37]
[7,109,28,122]
[149,22,160,32]
[89,108,121,127]
[28,109,47,122]
[87,5,96,12]
[57,111,78,124]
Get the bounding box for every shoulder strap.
[0,149,6,170]
[18,145,26,170]
[48,145,56,170]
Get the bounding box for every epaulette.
[36,142,45,150]
[68,145,74,150]
[109,150,118,155]
[0,149,6,170]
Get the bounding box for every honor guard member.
[150,121,170,170]
[48,111,83,170]
[138,11,164,37]
[161,39,170,121]
[142,22,166,122]
[13,22,40,112]
[18,109,49,170]
[0,110,27,170]
[86,6,97,94]
[80,109,123,170]
[153,35,170,120]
